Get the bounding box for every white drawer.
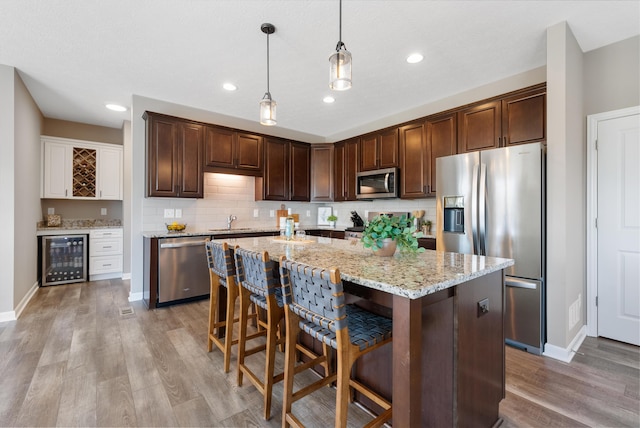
[90,255,123,274]
[90,228,123,239]
[90,238,123,256]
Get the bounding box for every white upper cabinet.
[41,136,123,200]
[97,147,123,200]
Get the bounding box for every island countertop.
[213,235,513,299]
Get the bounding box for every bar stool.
[279,256,393,428]
[233,247,287,420]
[205,241,242,373]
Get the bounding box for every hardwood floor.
[0,278,638,427]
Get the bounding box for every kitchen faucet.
[227,215,237,230]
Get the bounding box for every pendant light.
[259,23,277,126]
[329,0,352,91]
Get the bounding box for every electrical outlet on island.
[100,208,107,216]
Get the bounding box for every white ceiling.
[1,0,638,141]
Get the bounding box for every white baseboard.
[543,325,587,363]
[128,291,143,302]
[122,272,131,280]
[0,309,16,323]
[0,281,39,322]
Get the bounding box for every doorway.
[587,106,640,346]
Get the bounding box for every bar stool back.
[205,241,241,373]
[279,256,393,428]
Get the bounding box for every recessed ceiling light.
[406,53,424,64]
[323,96,335,104]
[223,82,237,91]
[105,103,127,112]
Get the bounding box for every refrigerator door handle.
[505,278,538,290]
[479,163,487,255]
[471,163,480,254]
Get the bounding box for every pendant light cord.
[266,31,270,95]
[336,0,344,52]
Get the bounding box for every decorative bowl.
[166,223,187,232]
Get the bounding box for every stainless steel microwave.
[356,167,398,199]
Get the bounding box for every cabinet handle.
[100,190,102,197]
[65,189,68,197]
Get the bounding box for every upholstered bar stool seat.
[279,256,393,428]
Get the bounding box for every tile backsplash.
[141,173,437,231]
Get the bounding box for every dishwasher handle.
[505,278,537,290]
[160,239,210,249]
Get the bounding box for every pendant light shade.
[260,92,277,126]
[260,23,277,126]
[329,0,351,90]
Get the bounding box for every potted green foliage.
[327,214,338,228]
[361,214,424,256]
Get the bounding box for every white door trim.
[586,105,640,337]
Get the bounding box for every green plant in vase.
[362,214,424,255]
[327,214,338,227]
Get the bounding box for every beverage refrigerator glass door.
[41,234,88,286]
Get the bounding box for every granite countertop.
[213,235,513,299]
[37,219,122,236]
[141,225,355,239]
[141,227,281,239]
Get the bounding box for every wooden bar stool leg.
[282,312,300,428]
[263,305,281,420]
[222,279,237,373]
[207,272,220,352]
[335,334,351,428]
[236,288,251,387]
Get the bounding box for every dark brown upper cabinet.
[359,128,399,171]
[426,112,457,196]
[334,138,358,202]
[458,84,546,153]
[501,86,546,146]
[290,141,311,201]
[399,121,428,198]
[204,125,262,175]
[258,137,310,201]
[310,144,334,202]
[457,100,502,153]
[144,111,203,198]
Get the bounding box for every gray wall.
[546,21,586,349]
[0,65,44,315]
[0,65,16,314]
[584,35,640,116]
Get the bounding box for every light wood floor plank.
[119,316,162,392]
[14,361,66,427]
[96,375,137,427]
[171,395,218,428]
[56,371,97,427]
[132,383,178,427]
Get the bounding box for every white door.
[597,113,640,346]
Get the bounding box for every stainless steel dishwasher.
[157,235,211,305]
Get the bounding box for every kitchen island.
[214,235,513,427]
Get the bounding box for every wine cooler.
[41,235,87,286]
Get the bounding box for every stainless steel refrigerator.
[436,142,545,354]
